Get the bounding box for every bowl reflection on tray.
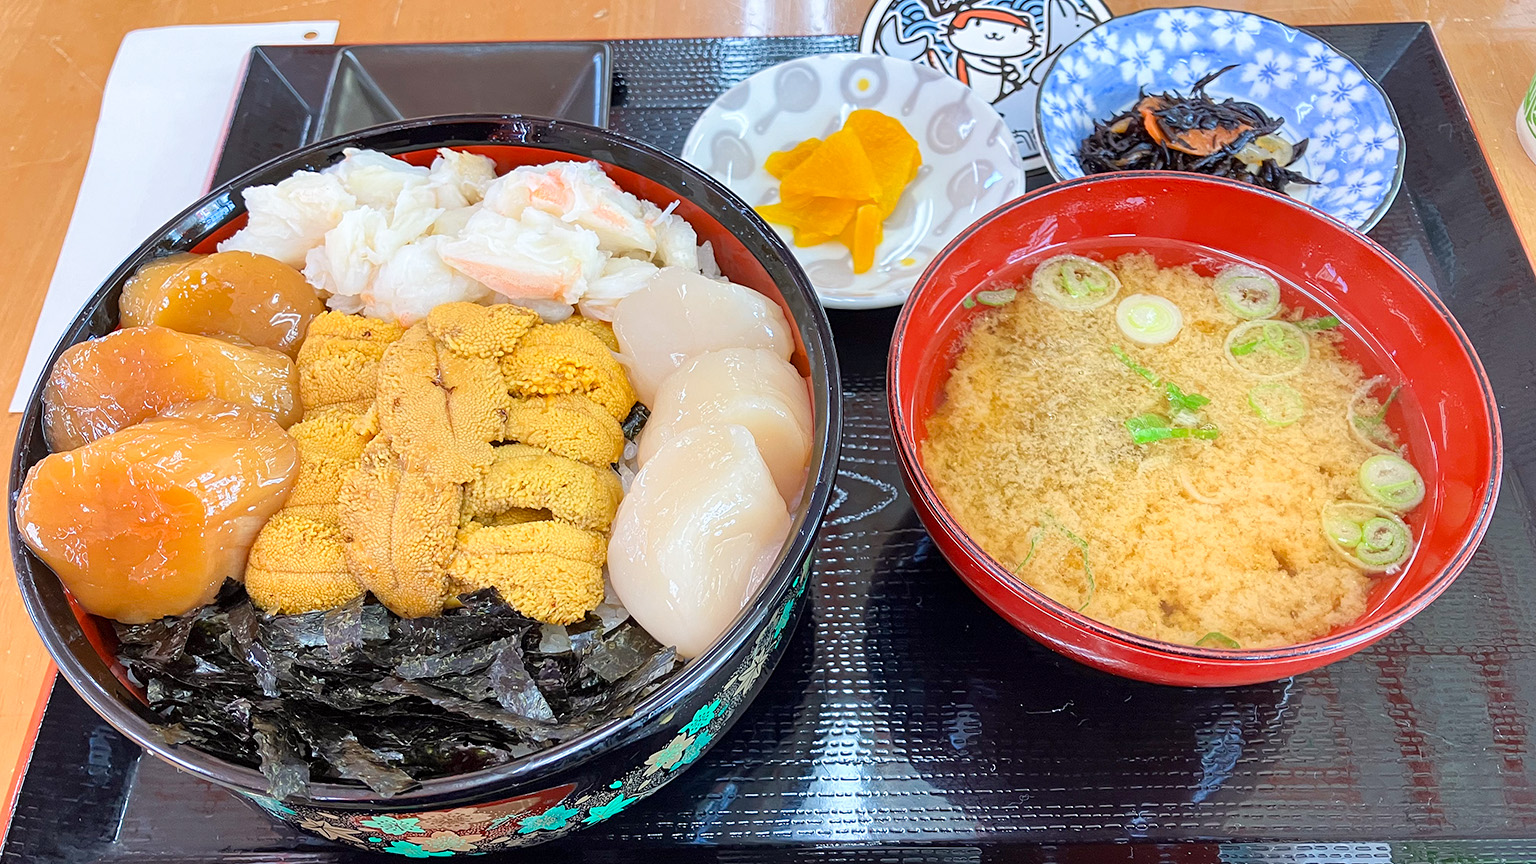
[889,171,1501,687]
[9,115,842,853]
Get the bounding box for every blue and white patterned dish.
[1034,7,1404,231]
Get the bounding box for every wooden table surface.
[1,0,1533,833]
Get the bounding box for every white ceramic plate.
[682,53,1025,309]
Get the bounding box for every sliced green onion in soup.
[1358,453,1425,512]
[1057,521,1095,612]
[974,287,1017,307]
[1125,413,1218,444]
[1196,632,1241,649]
[1247,382,1305,426]
[1111,345,1159,384]
[1223,320,1310,378]
[1320,502,1414,572]
[1115,293,1184,345]
[1298,315,1341,331]
[1323,511,1364,548]
[1015,514,1095,611]
[1347,376,1403,453]
[1031,254,1121,311]
[1110,346,1212,415]
[1356,516,1412,567]
[1169,406,1203,428]
[1163,382,1209,415]
[1214,265,1281,320]
[1126,413,1173,444]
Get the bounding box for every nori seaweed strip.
[372,678,585,742]
[581,623,662,684]
[394,636,517,680]
[621,402,650,441]
[321,594,388,660]
[227,601,281,697]
[386,589,534,661]
[612,647,680,700]
[423,672,496,704]
[251,716,309,801]
[487,641,557,722]
[394,733,531,775]
[523,652,581,715]
[114,615,194,665]
[290,715,416,797]
[117,585,682,796]
[567,645,679,718]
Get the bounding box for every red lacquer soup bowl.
[888,172,1502,687]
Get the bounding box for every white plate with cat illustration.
[682,53,1025,309]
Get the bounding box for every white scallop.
[612,267,793,403]
[607,423,792,659]
[639,348,812,503]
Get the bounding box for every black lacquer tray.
[10,26,1536,863]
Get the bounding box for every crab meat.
[483,161,658,255]
[437,208,604,306]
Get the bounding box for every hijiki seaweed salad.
[1076,66,1316,193]
[17,147,813,798]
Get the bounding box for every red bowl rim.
[888,170,1504,666]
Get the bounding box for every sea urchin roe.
[756,109,922,274]
[924,252,1383,649]
[15,399,299,624]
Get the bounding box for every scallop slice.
[638,348,812,503]
[611,268,793,404]
[607,424,792,658]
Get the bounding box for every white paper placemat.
[9,21,340,412]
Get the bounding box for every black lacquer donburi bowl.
[9,115,842,854]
